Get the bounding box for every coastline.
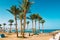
[0,30,60,40]
[0,32,52,40]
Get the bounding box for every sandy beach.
[0,0,60,40]
[0,32,52,40]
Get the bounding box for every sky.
[0,0,60,29]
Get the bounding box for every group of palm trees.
[0,23,6,32]
[0,0,45,38]
[0,21,13,33]
[28,14,45,34]
[8,19,14,33]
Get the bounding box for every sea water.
[6,29,60,33]
[0,34,1,38]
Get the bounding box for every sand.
[0,32,53,40]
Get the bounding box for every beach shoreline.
[0,30,60,40]
[0,32,52,40]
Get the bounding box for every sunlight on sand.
[0,32,52,40]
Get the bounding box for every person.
[53,34,55,39]
[49,34,55,40]
[29,33,30,36]
[49,38,55,40]
[59,36,60,40]
[55,33,59,40]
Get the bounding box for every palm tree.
[27,21,29,30]
[27,14,39,34]
[37,15,42,33]
[7,5,20,37]
[19,0,33,37]
[32,14,38,34]
[17,13,24,35]
[8,19,14,33]
[41,19,45,33]
[0,24,2,32]
[27,14,35,34]
[3,23,6,32]
[0,24,2,27]
[19,14,24,35]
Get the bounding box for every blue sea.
[9,29,60,33]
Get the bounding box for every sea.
[6,29,60,33]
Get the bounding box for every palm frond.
[8,19,14,23]
[26,17,30,19]
[6,9,14,15]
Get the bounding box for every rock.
[1,34,5,38]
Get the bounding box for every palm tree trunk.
[32,20,34,34]
[27,24,28,30]
[4,25,5,32]
[34,20,36,34]
[42,23,44,33]
[22,10,26,38]
[10,25,11,33]
[14,15,18,37]
[20,19,22,35]
[39,21,40,33]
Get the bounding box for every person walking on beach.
[59,36,60,40]
[53,34,55,39]
[49,34,56,40]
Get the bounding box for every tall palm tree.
[41,20,45,33]
[0,24,2,32]
[19,0,33,37]
[0,24,2,27]
[7,5,20,37]
[27,14,35,34]
[19,14,24,35]
[3,23,6,32]
[37,15,42,33]
[32,14,38,34]
[17,13,24,35]
[8,19,14,33]
[27,21,29,30]
[27,14,39,34]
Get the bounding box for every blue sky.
[0,0,60,29]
